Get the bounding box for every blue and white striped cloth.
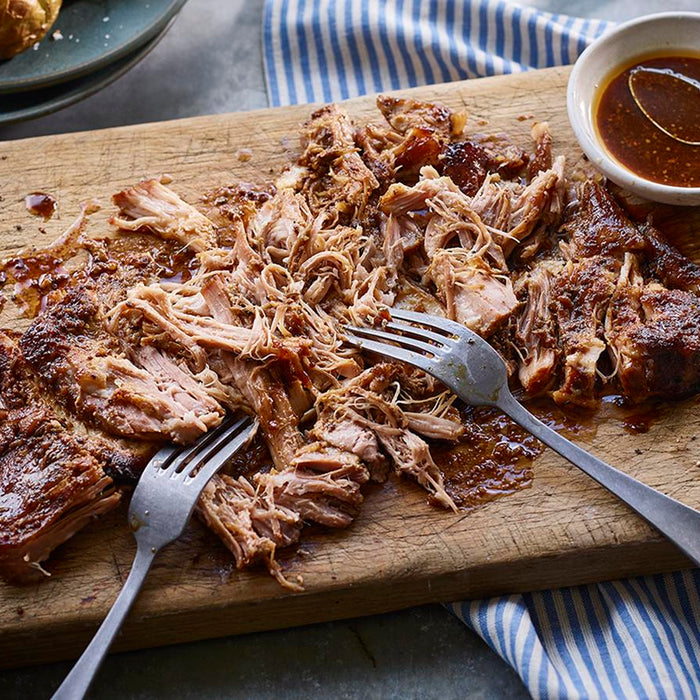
[263,0,611,106]
[448,570,700,699]
[262,2,700,698]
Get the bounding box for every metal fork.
[51,414,258,700]
[346,308,700,567]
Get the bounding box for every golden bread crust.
[0,0,62,60]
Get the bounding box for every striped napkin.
[448,571,700,699]
[263,0,611,106]
[262,2,700,698]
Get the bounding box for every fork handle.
[497,389,700,567]
[51,545,156,700]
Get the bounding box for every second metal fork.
[52,414,258,700]
[346,308,700,567]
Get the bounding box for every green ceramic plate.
[0,0,187,94]
[0,17,173,126]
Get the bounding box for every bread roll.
[0,0,62,60]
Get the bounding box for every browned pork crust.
[20,288,224,443]
[0,332,124,581]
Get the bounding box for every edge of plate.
[0,18,175,127]
[0,0,188,95]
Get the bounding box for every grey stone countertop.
[1,0,697,697]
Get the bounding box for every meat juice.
[24,192,57,220]
[0,253,68,317]
[431,393,668,510]
[432,405,539,509]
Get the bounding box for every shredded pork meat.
[3,93,700,588]
[111,178,218,252]
[516,261,561,395]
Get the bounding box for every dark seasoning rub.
[2,95,700,589]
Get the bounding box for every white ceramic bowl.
[567,12,700,206]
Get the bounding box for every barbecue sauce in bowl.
[595,54,700,188]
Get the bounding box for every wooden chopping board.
[2,65,700,669]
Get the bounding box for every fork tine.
[344,330,434,371]
[384,320,458,348]
[161,414,243,475]
[147,444,180,471]
[182,415,254,479]
[345,324,445,356]
[389,307,480,341]
[187,418,258,484]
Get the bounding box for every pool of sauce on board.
[595,53,700,187]
[24,192,57,221]
[0,253,69,318]
[431,404,540,509]
[431,394,665,510]
[0,231,199,319]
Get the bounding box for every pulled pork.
[3,96,700,589]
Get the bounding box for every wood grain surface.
[1,65,699,669]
